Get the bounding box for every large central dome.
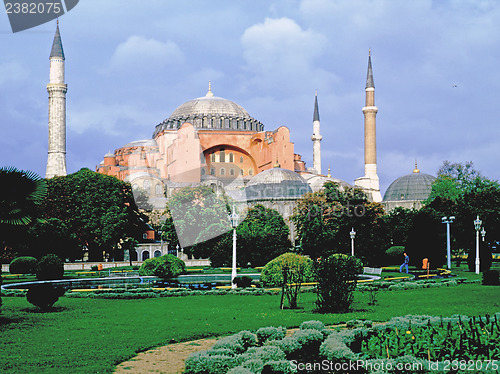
[153,88,264,137]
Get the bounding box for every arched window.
[154,250,162,257]
[142,251,150,261]
[229,153,234,163]
[211,153,216,162]
[155,184,163,195]
[201,168,206,176]
[249,169,254,176]
[240,169,244,176]
[240,156,244,163]
[220,149,225,163]
[230,168,235,176]
[143,179,151,192]
[220,168,225,176]
[210,168,215,176]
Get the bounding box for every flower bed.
[185,314,500,374]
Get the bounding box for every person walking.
[400,252,409,273]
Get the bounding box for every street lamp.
[350,228,356,257]
[229,205,239,289]
[481,227,486,242]
[442,216,455,269]
[474,215,482,274]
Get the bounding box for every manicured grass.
[1,283,500,373]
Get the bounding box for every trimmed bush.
[36,254,64,280]
[233,276,253,288]
[260,253,314,309]
[9,256,38,274]
[314,253,363,313]
[138,254,185,279]
[256,326,286,345]
[26,283,65,310]
[483,269,500,285]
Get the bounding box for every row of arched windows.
[201,167,253,177]
[209,150,245,164]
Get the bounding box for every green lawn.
[1,283,499,373]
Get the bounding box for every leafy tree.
[38,168,148,261]
[27,284,65,311]
[292,182,386,265]
[381,207,417,247]
[0,167,47,260]
[164,185,231,259]
[260,253,314,309]
[235,204,290,267]
[424,161,500,271]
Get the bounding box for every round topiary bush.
[36,254,64,280]
[260,253,314,287]
[9,256,38,274]
[260,253,315,308]
[26,284,66,310]
[233,276,253,288]
[139,254,186,279]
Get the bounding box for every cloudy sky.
[1,0,499,194]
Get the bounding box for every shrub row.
[65,287,280,299]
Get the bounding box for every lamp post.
[481,227,486,242]
[474,215,482,274]
[442,216,455,269]
[350,228,356,257]
[229,205,239,289]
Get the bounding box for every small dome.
[104,152,114,158]
[246,168,312,200]
[383,170,436,202]
[153,89,264,136]
[300,172,351,193]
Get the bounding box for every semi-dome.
[245,167,312,200]
[383,169,436,202]
[153,87,264,137]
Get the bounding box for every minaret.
[45,22,67,178]
[355,50,382,202]
[311,91,322,174]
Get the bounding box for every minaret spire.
[311,90,322,174]
[45,22,68,178]
[355,50,381,202]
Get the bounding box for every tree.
[424,161,500,271]
[292,182,386,265]
[260,253,315,309]
[39,168,148,261]
[36,254,64,280]
[164,185,232,259]
[234,205,290,267]
[0,167,47,260]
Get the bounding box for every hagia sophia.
[44,25,436,255]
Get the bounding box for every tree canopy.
[292,182,385,265]
[29,168,148,261]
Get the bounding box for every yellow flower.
[406,331,411,334]
[412,336,415,339]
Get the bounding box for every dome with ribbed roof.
[245,167,312,200]
[383,169,436,202]
[153,87,264,137]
